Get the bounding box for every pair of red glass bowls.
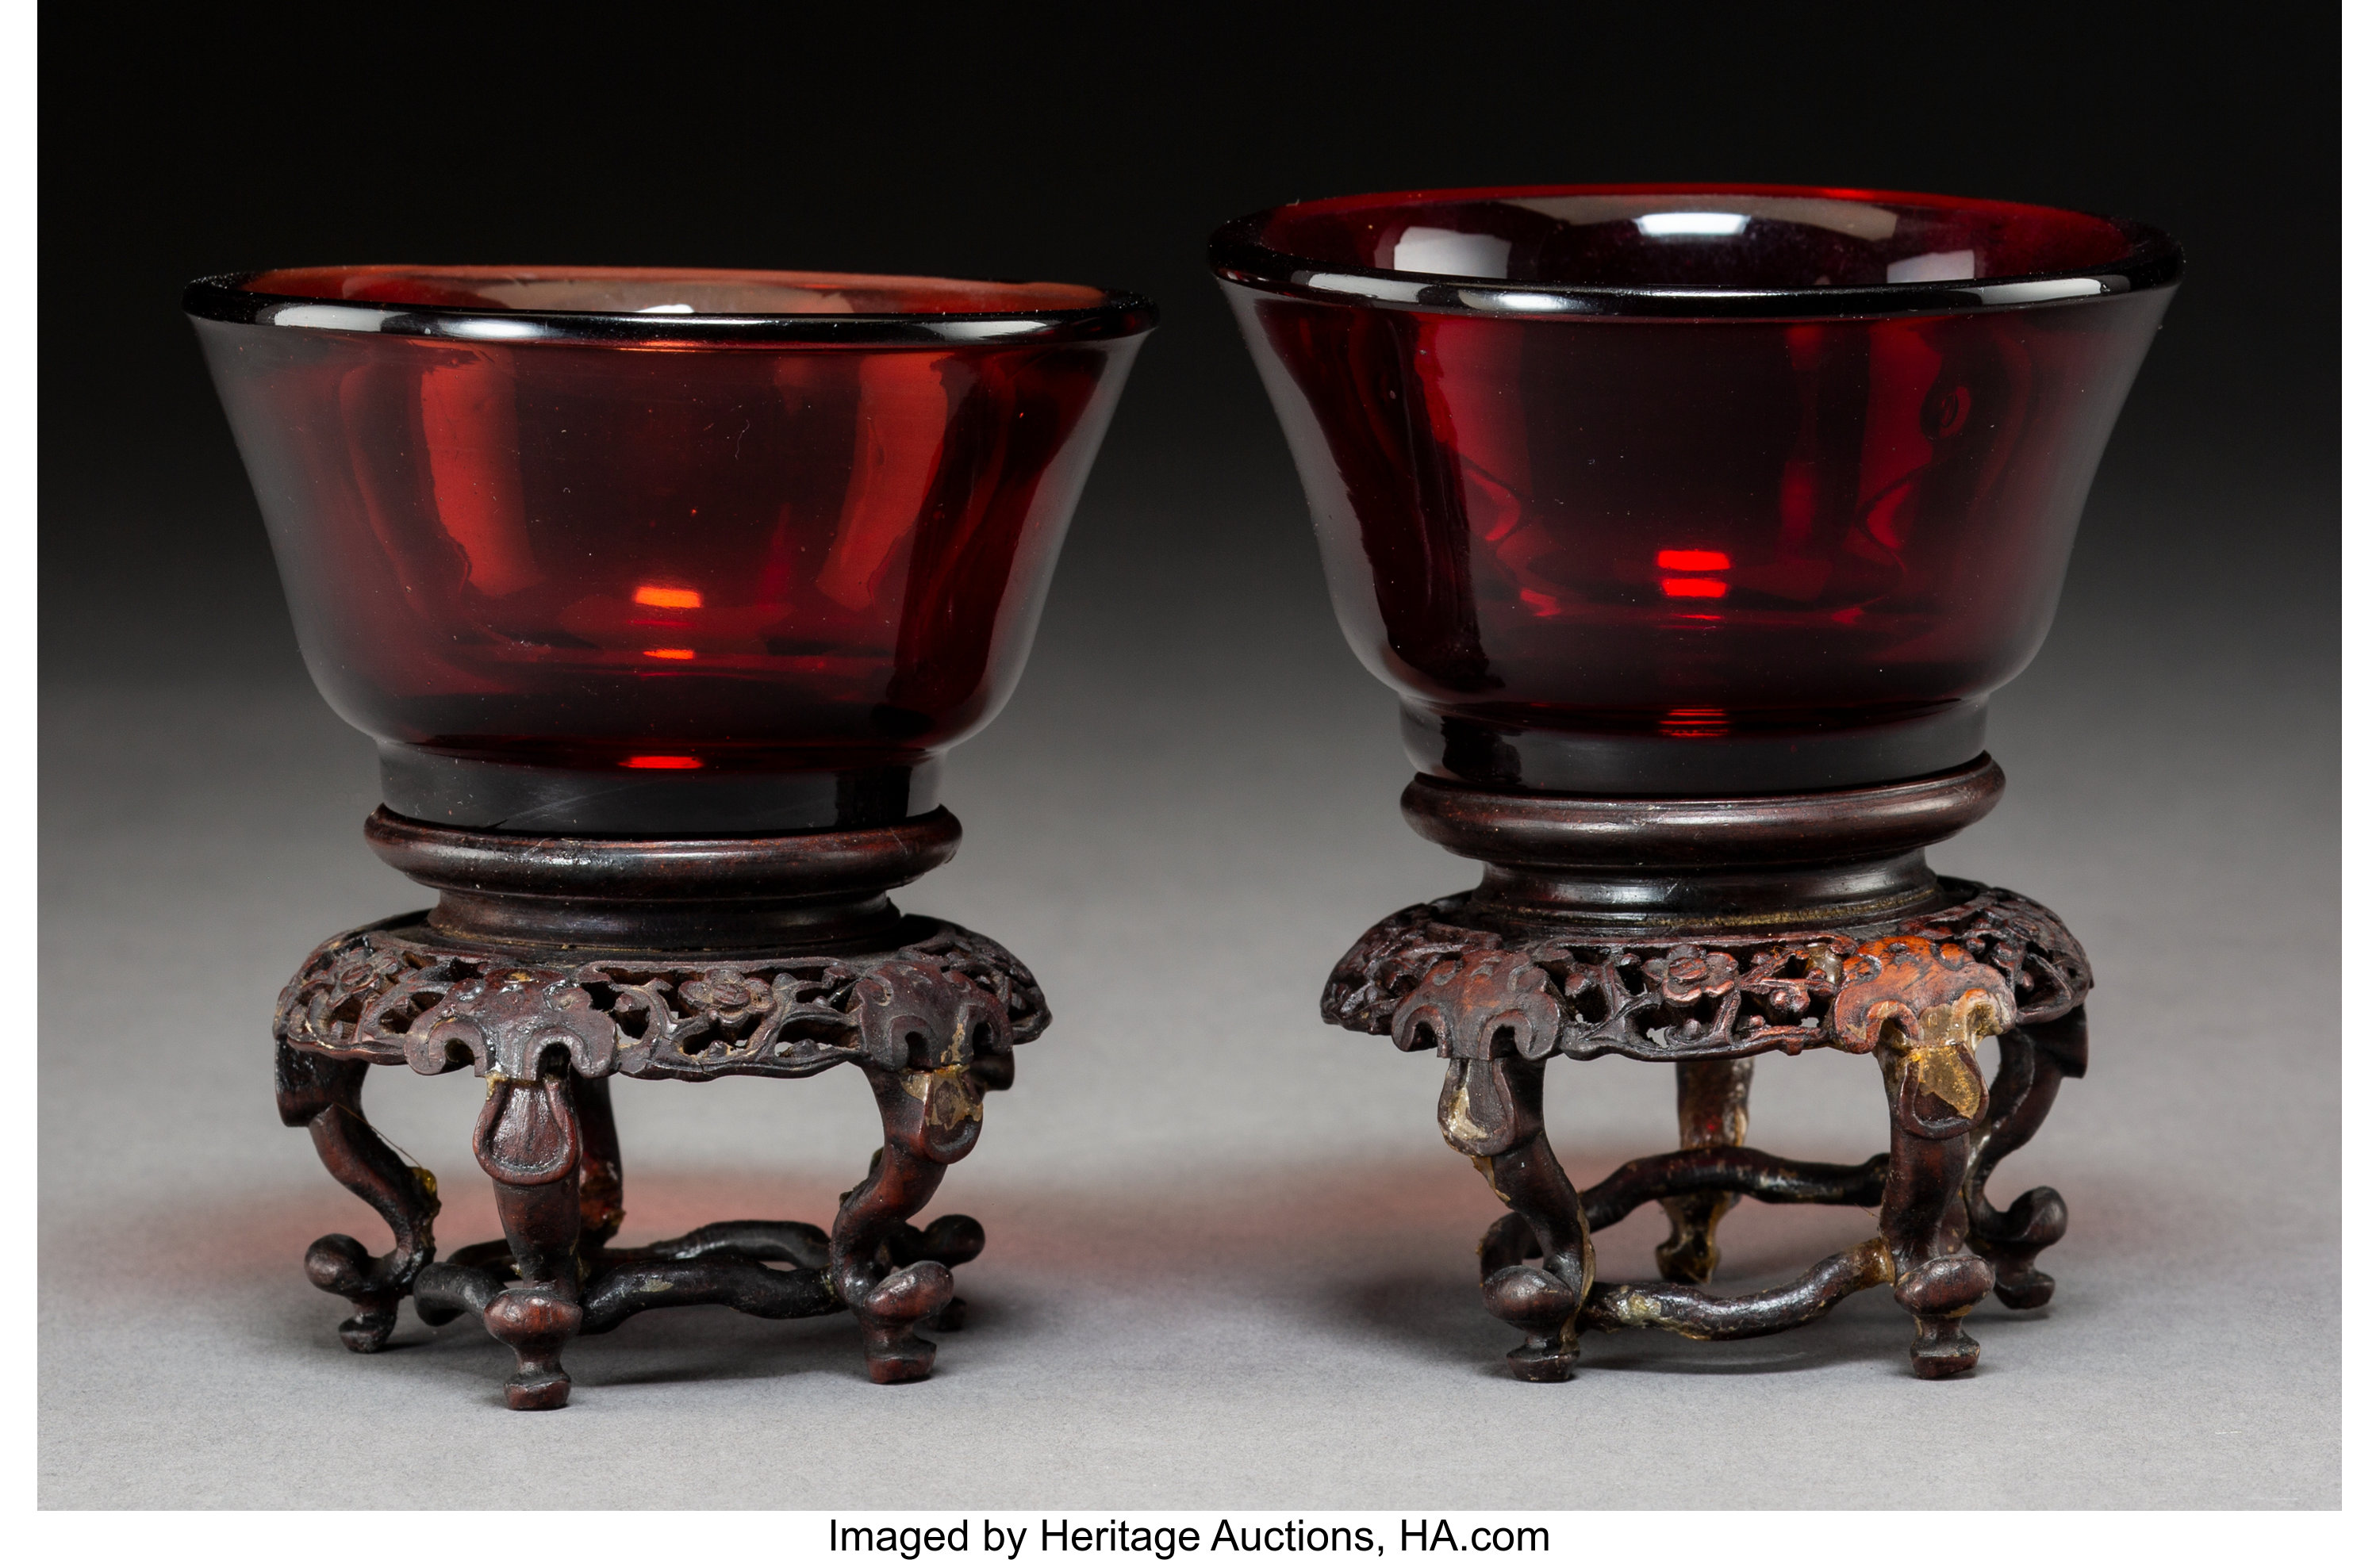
[189,185,2177,834]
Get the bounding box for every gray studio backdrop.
[41,10,2338,1509]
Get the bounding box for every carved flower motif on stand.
[328,941,407,992]
[679,971,773,1020]
[1656,948,1740,1007]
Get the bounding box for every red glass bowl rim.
[1208,182,2182,320]
[182,265,1159,347]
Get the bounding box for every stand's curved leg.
[831,1060,987,1382]
[1964,1006,2086,1309]
[274,1040,440,1353]
[1837,937,2009,1378]
[474,1062,586,1410]
[1657,1057,1754,1284]
[1875,1034,1996,1379]
[574,1072,626,1253]
[1446,1056,1591,1382]
[827,952,1012,1382]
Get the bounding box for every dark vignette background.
[41,10,2337,672]
[40,4,2340,1508]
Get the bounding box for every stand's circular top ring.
[364,806,964,903]
[1403,757,2005,870]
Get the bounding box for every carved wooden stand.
[1322,756,2087,1382]
[271,806,1042,1409]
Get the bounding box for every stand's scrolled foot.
[274,1041,441,1353]
[1478,1204,1580,1381]
[855,1260,954,1384]
[484,1288,584,1410]
[888,1215,984,1334]
[1894,1254,1994,1378]
[301,1234,405,1352]
[1974,1187,2068,1310]
[891,1213,988,1268]
[1484,1264,1584,1382]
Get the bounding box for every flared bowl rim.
[183,264,1160,347]
[1208,181,2181,320]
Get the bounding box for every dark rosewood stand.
[1322,755,2089,1382]
[271,805,1043,1409]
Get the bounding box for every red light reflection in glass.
[643,647,697,660]
[1655,549,1730,571]
[633,585,704,608]
[1660,707,1729,738]
[1662,577,1727,599]
[620,755,703,769]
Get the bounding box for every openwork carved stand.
[1323,757,2088,1382]
[271,807,1042,1409]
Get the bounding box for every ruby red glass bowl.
[1213,184,2179,794]
[190,266,1154,833]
